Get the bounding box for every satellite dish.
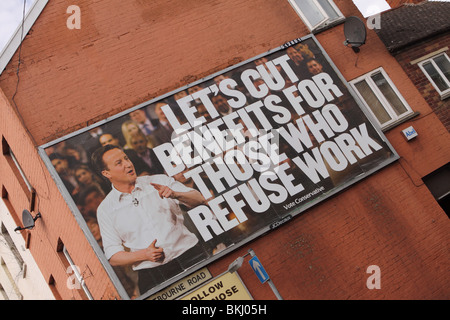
[14,210,41,231]
[22,210,36,229]
[343,16,367,52]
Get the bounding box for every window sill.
[439,91,450,100]
[312,17,346,34]
[382,111,421,132]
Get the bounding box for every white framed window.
[418,52,450,100]
[288,0,344,31]
[350,68,413,130]
[9,150,33,192]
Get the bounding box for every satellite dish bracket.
[14,210,42,232]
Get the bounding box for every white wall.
[0,200,54,300]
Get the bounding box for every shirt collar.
[111,180,144,202]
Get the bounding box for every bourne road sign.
[249,256,269,284]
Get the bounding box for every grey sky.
[353,0,391,17]
[0,0,34,53]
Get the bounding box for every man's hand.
[109,239,165,266]
[143,239,165,262]
[151,183,175,199]
[151,182,206,208]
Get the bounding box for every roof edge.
[386,28,450,53]
[0,0,49,75]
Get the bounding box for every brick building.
[375,0,450,227]
[0,0,448,300]
[376,1,450,131]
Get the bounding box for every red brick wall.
[393,33,450,132]
[0,0,449,300]
[0,90,120,300]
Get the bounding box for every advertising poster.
[41,35,398,299]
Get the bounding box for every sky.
[0,0,449,54]
[353,0,392,17]
[354,0,449,17]
[0,0,34,53]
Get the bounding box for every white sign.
[402,126,418,141]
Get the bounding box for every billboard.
[40,35,398,299]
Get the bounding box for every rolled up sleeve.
[97,206,124,260]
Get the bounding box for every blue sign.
[249,256,269,284]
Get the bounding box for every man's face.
[75,168,93,185]
[101,148,136,185]
[188,85,202,96]
[130,136,147,154]
[307,60,323,75]
[84,191,104,213]
[174,90,188,101]
[213,75,227,87]
[87,219,101,241]
[155,103,168,122]
[255,57,268,66]
[99,134,119,147]
[287,47,304,65]
[52,158,68,175]
[212,95,230,114]
[129,110,147,124]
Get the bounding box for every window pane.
[10,149,33,191]
[434,55,450,83]
[317,0,340,20]
[423,61,449,92]
[294,0,326,27]
[354,79,392,125]
[371,72,408,116]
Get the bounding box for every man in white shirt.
[91,144,207,295]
